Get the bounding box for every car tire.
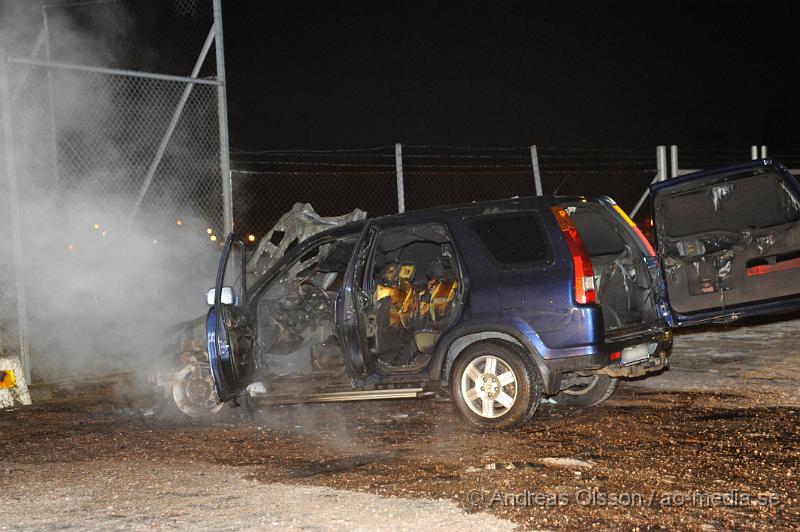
[449,340,543,430]
[552,374,619,407]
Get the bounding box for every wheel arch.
[432,326,560,394]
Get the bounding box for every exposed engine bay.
[655,168,800,315]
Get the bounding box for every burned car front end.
[151,203,367,417]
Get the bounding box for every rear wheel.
[552,374,618,407]
[450,340,543,430]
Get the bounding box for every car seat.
[419,257,458,324]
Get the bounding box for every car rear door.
[335,223,378,384]
[652,160,800,326]
[206,234,257,401]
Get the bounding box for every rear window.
[472,213,550,265]
[568,207,627,256]
[659,172,800,238]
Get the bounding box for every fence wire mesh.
[229,144,659,244]
[0,0,223,378]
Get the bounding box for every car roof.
[310,194,618,241]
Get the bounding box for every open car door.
[652,160,800,326]
[206,234,257,401]
[335,224,378,384]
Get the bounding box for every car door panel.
[207,235,257,401]
[336,224,377,383]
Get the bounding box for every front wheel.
[552,374,618,407]
[449,340,543,430]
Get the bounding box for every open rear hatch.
[652,160,800,325]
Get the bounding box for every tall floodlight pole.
[213,0,233,235]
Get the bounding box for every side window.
[471,212,551,266]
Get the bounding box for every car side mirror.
[207,286,235,305]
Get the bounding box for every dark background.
[223,1,800,151]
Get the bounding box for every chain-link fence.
[0,0,227,380]
[229,144,660,241]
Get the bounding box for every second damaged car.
[206,160,800,429]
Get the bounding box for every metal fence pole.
[0,50,31,381]
[656,145,668,181]
[10,27,45,103]
[629,145,667,218]
[130,26,216,221]
[530,144,543,196]
[212,0,233,235]
[761,145,768,159]
[395,143,405,213]
[669,145,678,178]
[751,145,759,160]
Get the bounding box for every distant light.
[247,234,256,242]
[206,227,214,234]
[649,218,654,227]
[101,230,108,237]
[210,235,217,242]
[67,243,75,252]
[176,219,183,226]
[153,239,158,244]
[93,223,100,230]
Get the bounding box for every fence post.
[530,144,543,196]
[669,145,679,178]
[0,49,31,382]
[751,145,759,160]
[761,145,768,159]
[212,0,233,235]
[656,145,668,181]
[395,143,405,213]
[630,145,667,218]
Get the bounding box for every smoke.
[0,1,219,381]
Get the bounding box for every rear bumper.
[540,329,672,389]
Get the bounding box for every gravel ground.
[1,317,799,530]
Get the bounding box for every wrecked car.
[203,160,800,429]
[152,204,366,417]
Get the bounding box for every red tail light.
[551,206,596,305]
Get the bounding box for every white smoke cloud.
[1,0,219,381]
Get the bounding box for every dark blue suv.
[207,160,800,428]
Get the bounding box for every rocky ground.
[1,316,798,530]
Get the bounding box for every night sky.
[223,1,800,151]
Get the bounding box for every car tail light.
[611,204,656,257]
[551,206,596,305]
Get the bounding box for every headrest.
[427,257,455,280]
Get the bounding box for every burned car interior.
[565,201,659,333]
[254,235,358,377]
[239,222,462,381]
[364,224,461,369]
[655,168,800,315]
